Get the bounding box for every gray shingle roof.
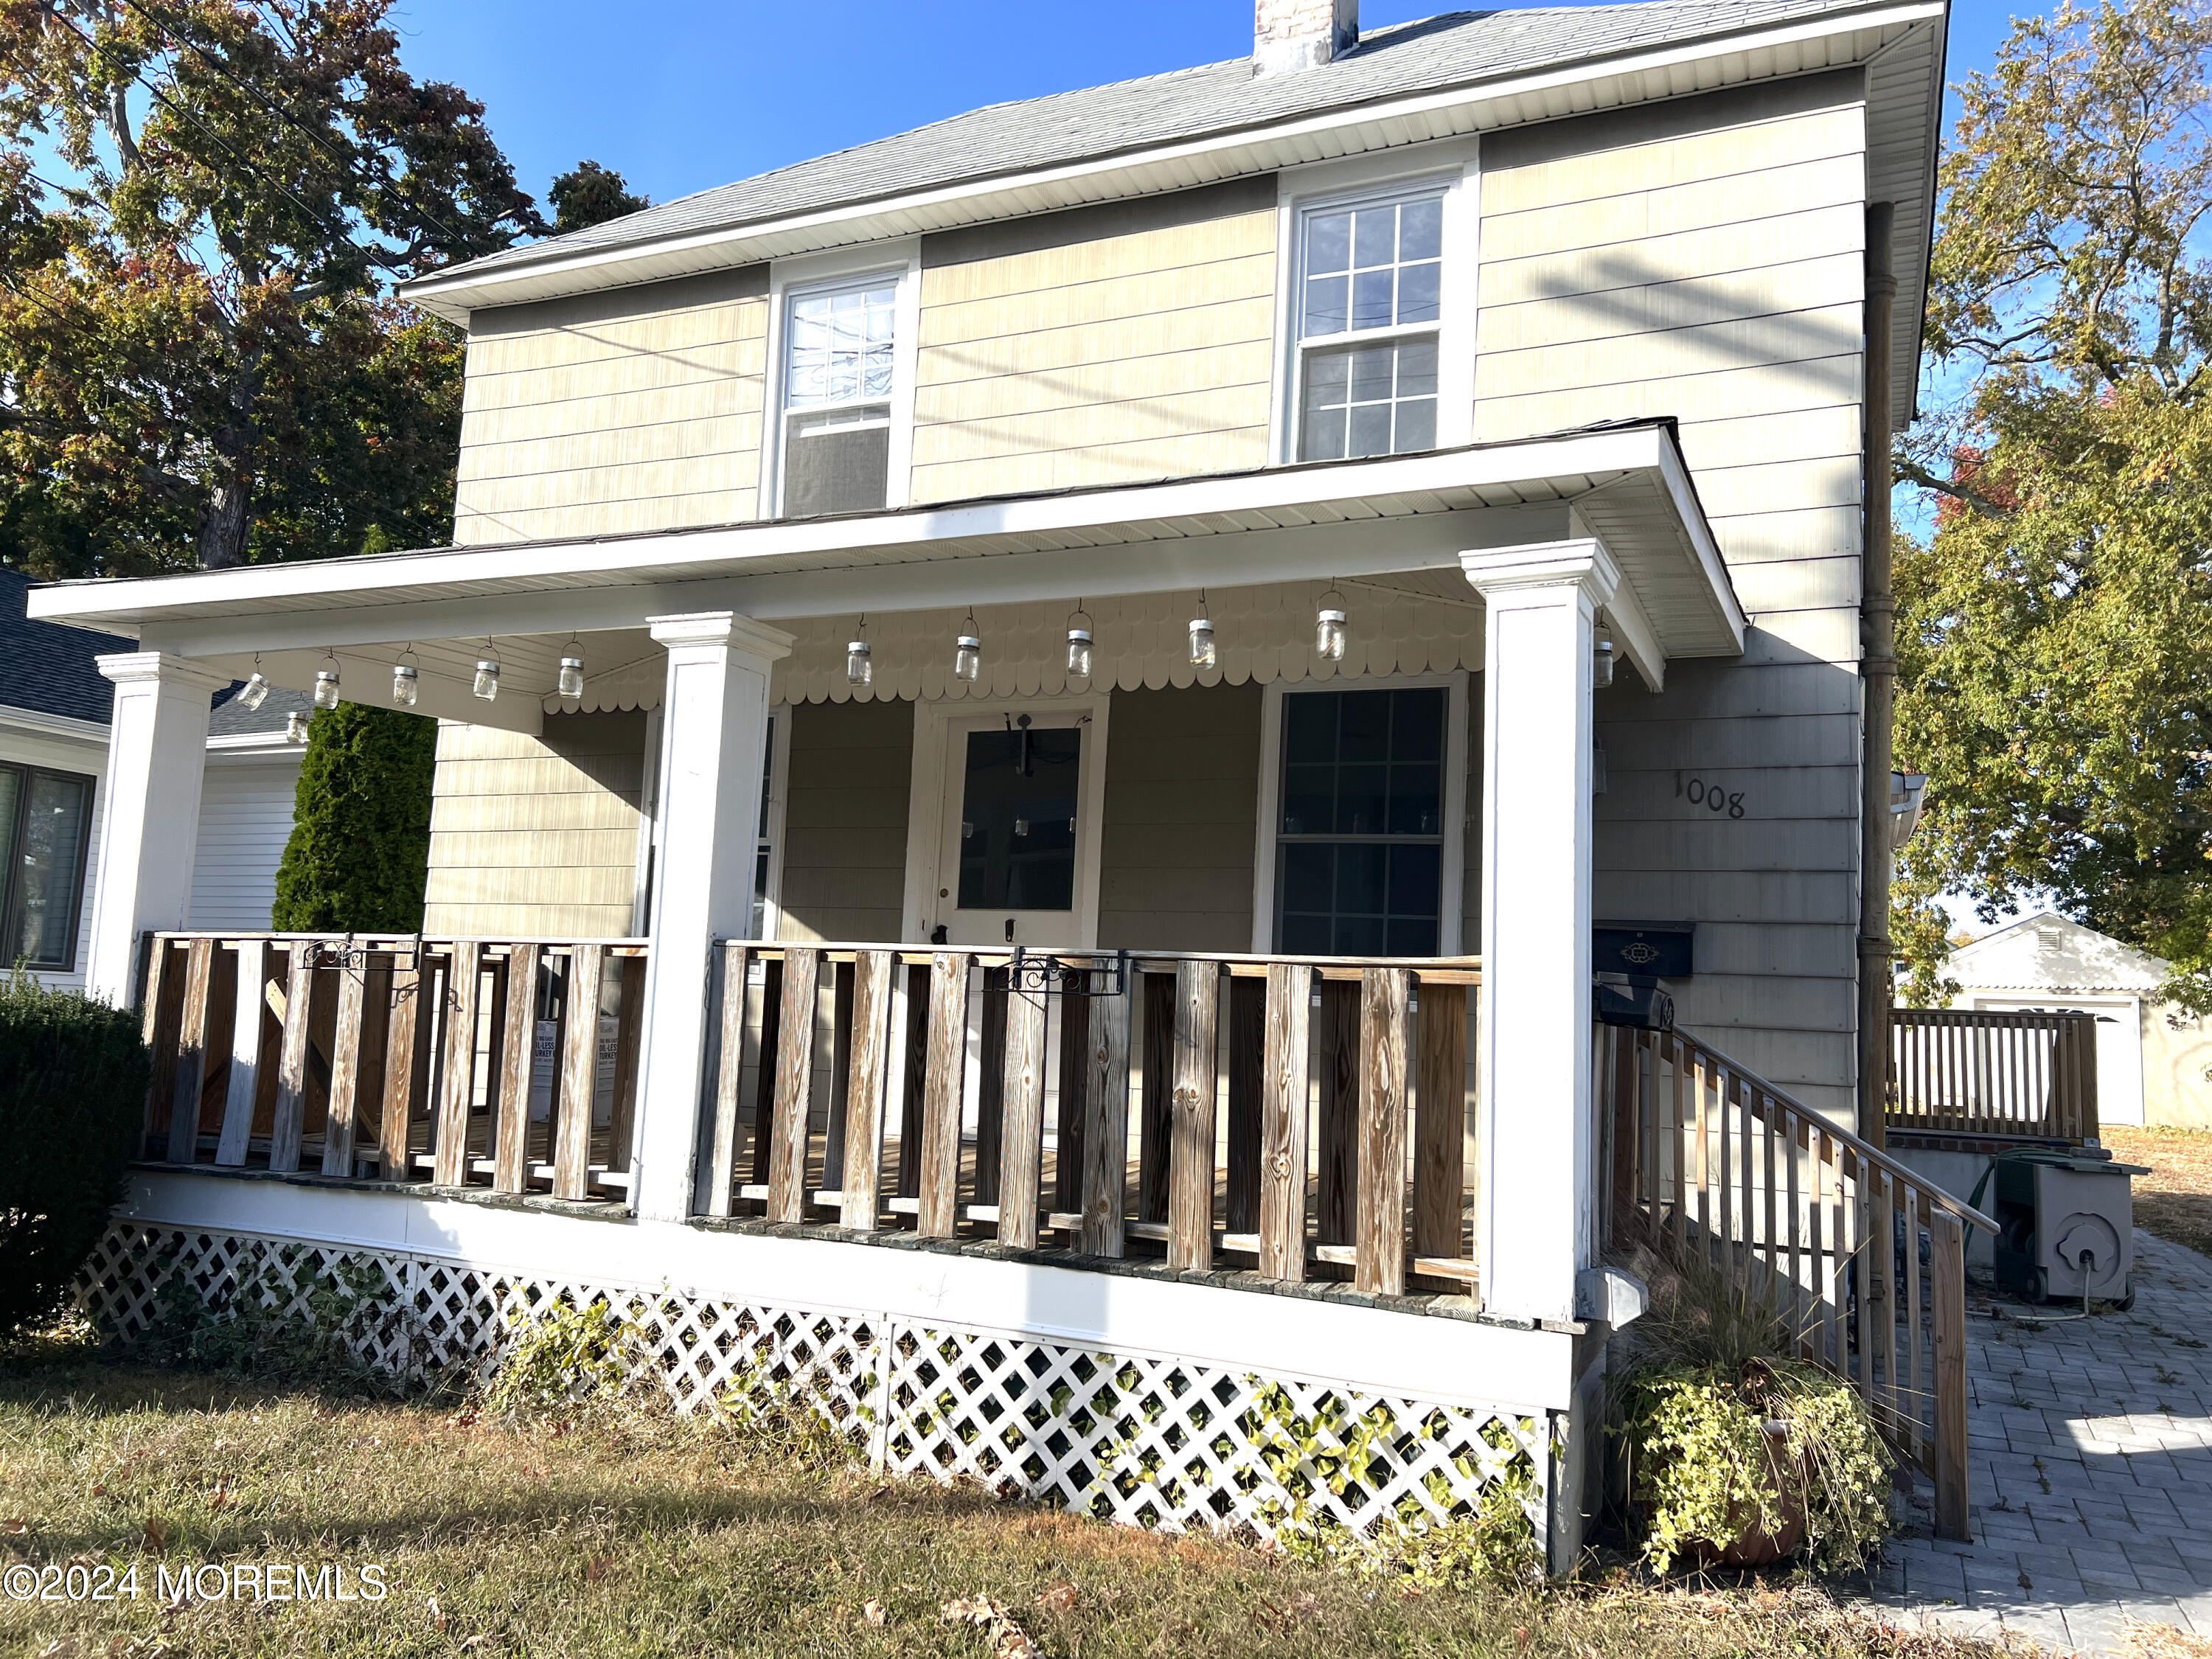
[209,682,311,737]
[0,567,133,725]
[440,0,1891,284]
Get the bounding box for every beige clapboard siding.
[910,208,1276,507]
[1096,682,1262,954]
[1481,83,1874,1121]
[776,700,914,945]
[423,712,647,937]
[453,275,767,547]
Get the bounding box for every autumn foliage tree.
[0,0,543,577]
[1894,0,2212,1012]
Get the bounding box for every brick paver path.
[1868,1230,2212,1655]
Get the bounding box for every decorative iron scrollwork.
[1006,946,1128,998]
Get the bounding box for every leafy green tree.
[549,159,649,233]
[1893,0,2212,1012]
[271,702,435,932]
[0,0,541,577]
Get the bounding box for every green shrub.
[271,700,436,932]
[0,972,150,1332]
[138,1245,403,1397]
[482,1293,648,1421]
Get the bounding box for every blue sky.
[386,1,2024,222]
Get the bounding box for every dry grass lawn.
[0,1328,2020,1659]
[2104,1125,2212,1259]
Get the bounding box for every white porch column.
[630,611,793,1223]
[1462,541,1619,1324]
[85,652,232,1006]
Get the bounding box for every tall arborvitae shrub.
[0,973,149,1330]
[271,703,437,932]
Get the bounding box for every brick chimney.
[1253,0,1357,75]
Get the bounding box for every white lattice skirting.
[80,1213,1554,1541]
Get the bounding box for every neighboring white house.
[1948,912,2212,1132]
[0,568,303,987]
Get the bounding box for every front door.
[932,708,1093,947]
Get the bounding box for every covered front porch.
[45,424,1916,1562]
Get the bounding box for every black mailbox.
[1593,921,1694,982]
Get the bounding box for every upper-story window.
[781,278,897,516]
[1294,191,1444,462]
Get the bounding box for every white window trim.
[1249,669,1472,956]
[900,689,1113,948]
[758,240,922,518]
[1267,142,1480,467]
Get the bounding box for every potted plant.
[1612,1253,1893,1575]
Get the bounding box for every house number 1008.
[1675,775,1746,819]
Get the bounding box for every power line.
[114,0,479,251]
[44,4,388,277]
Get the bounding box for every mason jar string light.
[1065,602,1094,681]
[557,636,585,702]
[237,657,272,712]
[1188,591,1217,671]
[312,652,341,709]
[1315,584,1349,664]
[473,639,501,703]
[953,610,982,684]
[392,645,420,708]
[846,616,873,689]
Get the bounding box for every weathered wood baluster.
[840,950,897,1230]
[554,942,603,1200]
[704,942,749,1219]
[492,943,540,1193]
[217,939,269,1166]
[1931,1211,1969,1541]
[271,942,319,1175]
[167,936,216,1165]
[1078,975,1132,1258]
[1166,959,1220,1272]
[1354,966,1409,1296]
[320,949,371,1178]
[765,947,818,1224]
[997,967,1049,1250]
[1055,989,1091,1215]
[379,950,432,1180]
[1257,961,1312,1282]
[917,952,970,1238]
[140,939,184,1154]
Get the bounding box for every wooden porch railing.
[136,931,646,1198]
[1600,1023,1997,1542]
[697,944,1484,1297]
[1888,1006,2099,1142]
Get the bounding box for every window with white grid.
[1293,192,1444,462]
[780,279,898,516]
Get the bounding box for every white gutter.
[398,1,1944,321]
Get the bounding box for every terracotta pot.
[1686,1423,1807,1570]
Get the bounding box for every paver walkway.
[1868,1229,2212,1655]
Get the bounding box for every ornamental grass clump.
[1614,1254,1893,1576]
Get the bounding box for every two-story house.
[39,0,1985,1563]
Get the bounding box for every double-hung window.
[0,761,94,971]
[1294,191,1444,462]
[779,279,898,517]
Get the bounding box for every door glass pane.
[956,726,1081,912]
[13,771,87,967]
[0,771,20,949]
